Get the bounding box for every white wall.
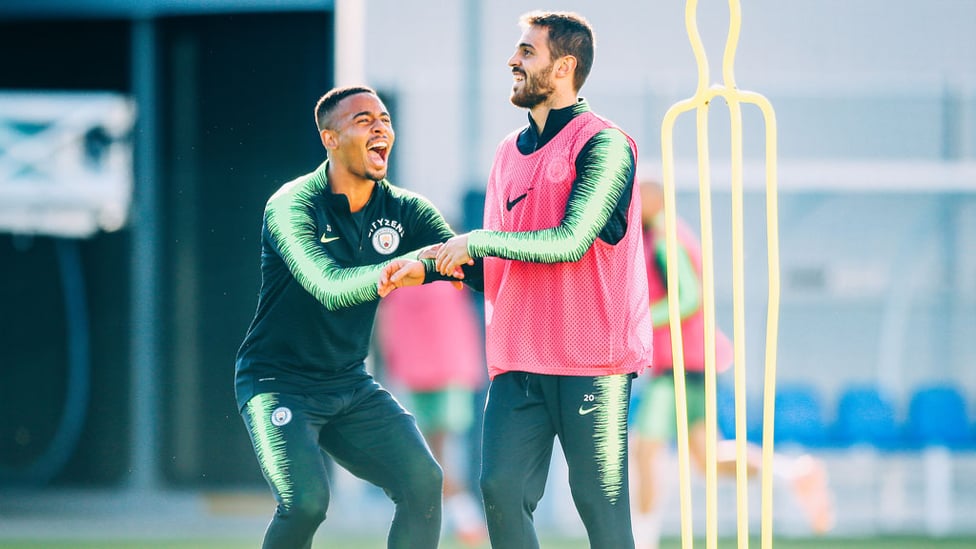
[363,0,976,217]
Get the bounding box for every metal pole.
[129,16,162,491]
[463,0,482,192]
[334,0,365,87]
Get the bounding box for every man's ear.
[320,128,337,150]
[556,55,577,80]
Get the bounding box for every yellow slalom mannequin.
[659,2,781,548]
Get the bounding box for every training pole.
[660,2,782,548]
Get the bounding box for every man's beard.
[510,63,555,109]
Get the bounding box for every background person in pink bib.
[375,281,488,546]
[629,179,834,549]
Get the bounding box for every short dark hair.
[520,11,595,91]
[314,85,377,131]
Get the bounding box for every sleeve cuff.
[420,258,439,282]
[466,229,489,258]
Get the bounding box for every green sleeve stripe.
[467,128,632,263]
[408,190,455,239]
[265,170,423,311]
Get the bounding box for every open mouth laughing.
[367,140,389,168]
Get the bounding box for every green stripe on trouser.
[245,393,295,509]
[592,373,631,503]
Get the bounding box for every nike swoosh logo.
[320,235,340,243]
[505,188,533,211]
[578,405,599,416]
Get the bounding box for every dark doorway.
[158,11,333,486]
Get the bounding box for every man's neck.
[529,91,578,136]
[326,164,376,213]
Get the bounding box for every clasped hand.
[434,234,473,276]
[376,236,472,297]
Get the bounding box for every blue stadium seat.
[717,383,736,440]
[832,384,902,449]
[770,384,829,447]
[904,384,973,450]
[715,383,765,443]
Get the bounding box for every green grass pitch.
[2,537,976,549]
